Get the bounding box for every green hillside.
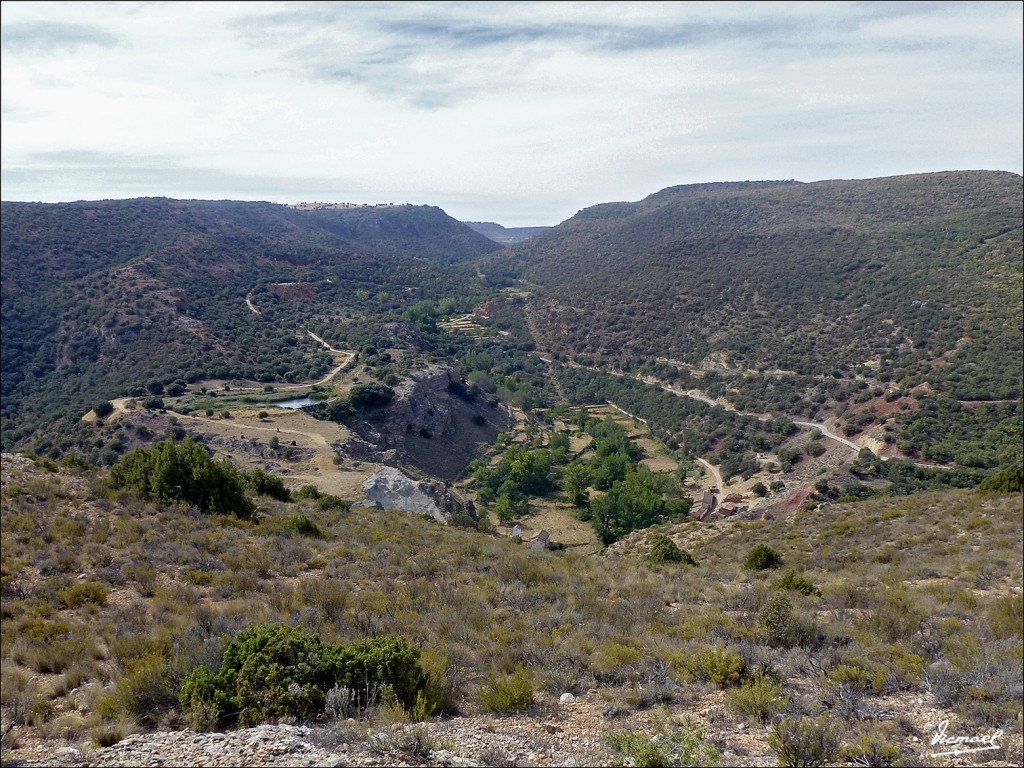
[0,199,496,451]
[486,171,1023,467]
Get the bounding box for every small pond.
[256,397,316,409]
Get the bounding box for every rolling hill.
[485,171,1023,467]
[0,199,498,451]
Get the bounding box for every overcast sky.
[2,1,1021,226]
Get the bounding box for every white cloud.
[1,1,1020,224]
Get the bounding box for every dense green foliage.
[769,716,841,768]
[241,468,292,502]
[849,450,989,495]
[347,382,396,411]
[558,416,691,544]
[646,535,697,566]
[743,544,783,571]
[978,466,1024,495]
[590,466,691,545]
[179,624,428,727]
[471,444,554,522]
[477,664,534,714]
[110,437,255,519]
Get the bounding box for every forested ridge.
[484,171,1023,468]
[0,198,498,449]
[2,171,1021,472]
[489,171,1022,398]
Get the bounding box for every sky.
[2,1,1021,226]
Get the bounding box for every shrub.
[838,731,903,766]
[986,593,1024,640]
[479,664,533,713]
[110,437,255,519]
[605,710,720,768]
[369,724,435,759]
[593,641,643,685]
[181,623,330,727]
[324,636,427,714]
[57,581,109,609]
[286,515,325,539]
[744,543,783,571]
[296,484,322,500]
[805,442,827,458]
[94,401,114,419]
[242,469,291,502]
[772,569,820,596]
[978,466,1023,495]
[758,592,794,646]
[348,383,396,411]
[604,730,670,767]
[646,535,697,566]
[690,647,745,688]
[728,674,789,724]
[769,716,841,767]
[316,494,350,511]
[99,652,190,727]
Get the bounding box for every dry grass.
[1,453,1020,762]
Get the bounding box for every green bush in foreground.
[286,515,326,539]
[978,465,1023,495]
[769,716,841,767]
[605,709,720,767]
[111,437,255,519]
[479,664,533,713]
[771,569,820,596]
[242,468,292,502]
[179,624,429,728]
[727,674,789,724]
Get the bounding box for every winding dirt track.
[695,457,724,492]
[531,351,956,471]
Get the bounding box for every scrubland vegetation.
[1,172,1021,765]
[2,452,1020,764]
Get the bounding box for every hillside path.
[695,457,724,492]
[305,331,357,386]
[245,291,261,314]
[529,350,956,470]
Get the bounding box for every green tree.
[563,461,591,508]
[111,437,255,519]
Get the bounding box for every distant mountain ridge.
[463,221,551,244]
[490,171,1022,396]
[476,170,1022,469]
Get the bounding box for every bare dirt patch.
[174,408,380,501]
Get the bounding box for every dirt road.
[695,457,723,492]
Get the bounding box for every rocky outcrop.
[346,364,512,480]
[362,466,476,525]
